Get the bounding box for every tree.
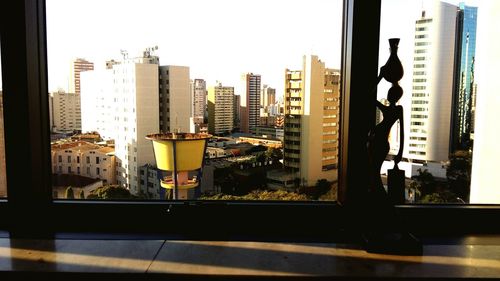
[311,179,331,200]
[65,186,74,199]
[447,150,472,202]
[265,147,283,160]
[413,168,436,197]
[86,185,137,200]
[79,190,85,199]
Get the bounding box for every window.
[378,0,500,205]
[2,0,500,239]
[67,155,71,163]
[47,0,343,202]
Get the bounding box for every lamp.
[146,132,211,199]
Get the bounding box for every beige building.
[283,55,340,187]
[69,58,94,94]
[208,83,234,135]
[191,79,207,121]
[0,91,6,197]
[159,65,191,133]
[50,90,81,133]
[51,141,116,185]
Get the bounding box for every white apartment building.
[159,65,191,133]
[208,83,234,135]
[407,2,458,163]
[81,52,160,195]
[51,141,116,185]
[50,90,81,133]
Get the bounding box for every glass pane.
[379,0,499,204]
[0,40,6,198]
[47,0,342,201]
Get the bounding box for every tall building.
[69,58,94,94]
[233,95,241,131]
[208,82,234,135]
[451,3,478,152]
[0,91,6,197]
[407,3,458,163]
[159,65,191,133]
[239,73,261,134]
[50,90,81,133]
[283,55,340,187]
[261,85,276,112]
[191,79,207,121]
[81,51,160,194]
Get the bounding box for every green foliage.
[200,189,309,201]
[419,190,461,204]
[447,150,472,202]
[65,186,74,199]
[79,190,85,199]
[265,147,283,160]
[412,168,436,196]
[87,185,136,200]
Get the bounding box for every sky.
[42,0,343,96]
[0,0,484,95]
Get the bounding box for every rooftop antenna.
[120,49,128,60]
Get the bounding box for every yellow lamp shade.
[146,133,211,172]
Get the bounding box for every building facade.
[240,73,261,134]
[407,3,458,163]
[283,55,340,187]
[159,65,191,133]
[50,90,81,133]
[451,3,478,152]
[191,79,207,122]
[69,58,94,94]
[261,85,276,113]
[139,164,163,199]
[51,141,116,185]
[208,83,234,135]
[81,51,160,195]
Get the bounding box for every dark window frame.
[1,0,499,238]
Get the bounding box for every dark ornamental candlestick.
[363,38,422,255]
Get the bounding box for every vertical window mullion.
[1,0,52,235]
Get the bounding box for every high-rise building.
[81,51,160,194]
[70,58,94,94]
[283,55,340,187]
[0,91,6,197]
[451,3,478,152]
[159,66,191,133]
[261,85,276,112]
[239,73,261,134]
[50,90,81,133]
[208,83,234,135]
[191,79,207,122]
[233,95,241,131]
[407,3,458,163]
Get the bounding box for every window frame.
[1,0,499,238]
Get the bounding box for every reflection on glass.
[378,0,499,204]
[47,0,342,201]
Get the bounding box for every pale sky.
[44,0,343,96]
[0,0,485,95]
